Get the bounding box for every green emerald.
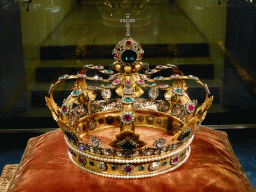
[124,97,131,102]
[74,90,80,94]
[176,89,183,93]
[111,165,117,170]
[139,165,145,170]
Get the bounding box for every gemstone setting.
[71,89,83,97]
[122,96,134,104]
[153,138,166,148]
[89,135,102,147]
[77,73,86,78]
[122,164,135,175]
[121,50,137,63]
[78,155,86,166]
[170,156,179,165]
[154,76,163,80]
[159,84,169,89]
[61,103,69,115]
[121,112,135,124]
[170,74,180,79]
[149,162,160,171]
[149,88,159,100]
[173,88,184,96]
[111,165,117,170]
[188,75,199,81]
[88,86,98,90]
[98,162,107,171]
[186,102,196,113]
[136,79,145,85]
[139,165,145,170]
[124,81,132,86]
[112,79,121,86]
[58,74,69,81]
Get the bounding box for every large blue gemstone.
[178,130,191,141]
[121,50,137,63]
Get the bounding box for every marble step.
[40,43,209,60]
[30,57,214,83]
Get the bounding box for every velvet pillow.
[6,127,255,192]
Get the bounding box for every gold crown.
[45,13,213,179]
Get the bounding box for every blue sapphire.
[177,130,191,141]
[121,50,137,63]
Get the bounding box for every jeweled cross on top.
[120,13,136,38]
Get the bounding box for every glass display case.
[1,0,256,129]
[0,0,256,190]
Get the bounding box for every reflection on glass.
[96,0,151,27]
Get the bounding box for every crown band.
[65,132,194,163]
[68,140,191,179]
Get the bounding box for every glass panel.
[1,0,256,127]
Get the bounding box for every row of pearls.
[65,135,193,164]
[68,146,191,179]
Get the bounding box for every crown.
[45,13,213,179]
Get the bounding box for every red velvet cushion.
[7,127,255,192]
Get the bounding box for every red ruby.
[125,167,132,172]
[125,81,131,85]
[124,115,132,121]
[126,41,131,45]
[114,80,120,84]
[138,80,143,83]
[174,157,179,163]
[62,106,67,112]
[161,84,166,87]
[140,53,144,57]
[91,86,96,88]
[189,104,194,111]
[114,53,118,58]
[78,157,83,163]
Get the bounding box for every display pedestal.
[1,127,255,192]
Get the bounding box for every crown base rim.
[68,146,190,179]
